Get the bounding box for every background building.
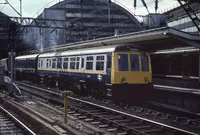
[165,2,200,33]
[0,12,12,59]
[0,12,9,50]
[22,0,143,51]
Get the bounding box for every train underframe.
[15,71,37,82]
[112,83,153,104]
[15,71,153,105]
[39,74,153,105]
[15,71,200,113]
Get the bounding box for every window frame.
[76,57,80,70]
[85,56,94,71]
[57,57,63,69]
[69,57,76,70]
[117,54,129,71]
[63,57,69,70]
[45,58,52,69]
[140,54,149,72]
[39,58,45,68]
[95,54,107,72]
[51,58,57,69]
[61,54,107,73]
[130,53,140,71]
[38,59,41,68]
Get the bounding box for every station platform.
[153,75,200,89]
[153,82,200,113]
[154,84,200,95]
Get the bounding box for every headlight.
[144,77,149,83]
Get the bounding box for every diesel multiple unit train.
[6,44,153,103]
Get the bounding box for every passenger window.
[107,55,111,69]
[141,54,149,71]
[49,59,52,68]
[46,59,49,68]
[76,57,80,70]
[57,58,62,69]
[130,54,139,71]
[86,56,93,70]
[70,57,76,69]
[41,59,43,68]
[81,57,84,68]
[96,56,105,71]
[118,54,128,71]
[63,58,68,69]
[52,59,57,69]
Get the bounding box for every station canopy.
[31,27,200,54]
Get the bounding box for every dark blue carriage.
[15,54,39,81]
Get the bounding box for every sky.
[0,0,179,17]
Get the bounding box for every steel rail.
[15,81,200,135]
[69,97,198,135]
[0,106,36,135]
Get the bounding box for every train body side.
[14,45,153,104]
[37,47,113,95]
[15,54,38,81]
[37,52,112,84]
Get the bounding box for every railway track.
[0,105,36,135]
[16,81,200,135]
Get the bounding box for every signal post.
[61,91,73,123]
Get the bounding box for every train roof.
[38,44,134,58]
[38,52,58,58]
[15,54,39,60]
[60,46,115,57]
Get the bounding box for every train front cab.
[111,51,153,104]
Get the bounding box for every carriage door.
[80,56,86,73]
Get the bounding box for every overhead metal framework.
[10,16,76,29]
[20,0,143,48]
[177,0,200,32]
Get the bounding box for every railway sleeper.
[113,119,132,123]
[73,113,81,116]
[86,109,103,113]
[106,115,123,120]
[117,131,127,135]
[91,121,101,125]
[98,124,109,128]
[78,116,87,119]
[107,127,118,132]
[84,118,93,122]
[131,125,151,129]
[0,130,23,134]
[142,128,163,134]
